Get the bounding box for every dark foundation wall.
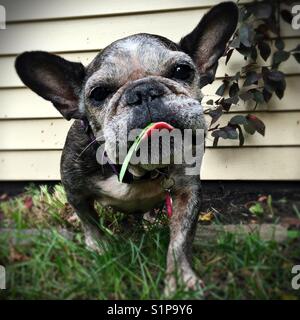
[1,180,299,197]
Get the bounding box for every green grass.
[0,185,299,300]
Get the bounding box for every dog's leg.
[68,196,105,253]
[164,182,204,296]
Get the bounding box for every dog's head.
[15,2,238,167]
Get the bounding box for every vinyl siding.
[0,0,299,180]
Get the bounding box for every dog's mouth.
[118,122,176,181]
[102,93,206,177]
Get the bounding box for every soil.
[1,181,300,230]
[200,181,300,227]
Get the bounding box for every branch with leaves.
[205,0,300,146]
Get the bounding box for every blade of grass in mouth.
[118,122,174,183]
[119,123,154,183]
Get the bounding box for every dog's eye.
[172,64,194,81]
[89,87,112,103]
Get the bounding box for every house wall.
[0,0,299,180]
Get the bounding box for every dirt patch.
[200,181,300,226]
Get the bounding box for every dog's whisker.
[95,135,105,142]
[76,140,97,159]
[100,149,106,174]
[76,135,104,160]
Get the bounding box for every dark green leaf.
[275,88,284,99]
[211,126,238,140]
[244,122,256,135]
[250,47,258,61]
[291,44,300,52]
[230,37,240,49]
[247,114,265,136]
[212,129,228,139]
[293,53,300,64]
[258,41,271,61]
[256,23,269,37]
[249,3,272,20]
[229,115,248,125]
[275,39,285,51]
[219,98,232,112]
[239,6,251,22]
[280,9,293,24]
[229,82,239,97]
[226,128,238,140]
[232,72,241,82]
[264,82,275,93]
[239,24,254,48]
[236,125,245,146]
[243,71,259,86]
[225,48,234,65]
[273,50,290,66]
[275,78,286,99]
[237,44,252,58]
[224,95,239,105]
[263,89,272,102]
[261,66,270,77]
[252,90,265,104]
[215,83,226,96]
[267,70,284,82]
[239,91,253,101]
[208,106,223,126]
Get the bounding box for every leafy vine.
[205,0,300,146]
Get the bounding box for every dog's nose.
[126,82,164,106]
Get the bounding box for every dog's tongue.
[142,122,174,140]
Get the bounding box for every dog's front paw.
[164,270,205,298]
[84,234,106,255]
[182,272,205,293]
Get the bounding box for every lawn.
[0,184,299,300]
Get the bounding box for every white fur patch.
[95,175,165,213]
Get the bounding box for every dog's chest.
[93,175,165,213]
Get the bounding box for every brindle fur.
[15,2,238,295]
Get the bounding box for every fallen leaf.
[281,217,300,228]
[258,195,268,202]
[24,196,33,209]
[0,194,8,201]
[9,246,29,263]
[199,211,214,222]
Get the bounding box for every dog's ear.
[179,2,238,88]
[15,51,85,120]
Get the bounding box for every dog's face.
[15,2,238,165]
[84,34,206,161]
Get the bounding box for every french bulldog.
[15,2,238,295]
